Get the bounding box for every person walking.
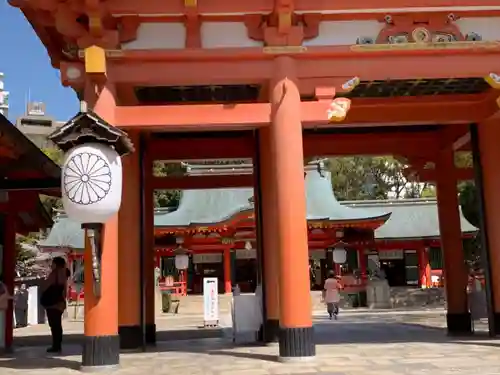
[322,270,342,320]
[40,257,69,353]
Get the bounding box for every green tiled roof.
[304,169,390,222]
[342,199,476,239]
[155,167,390,227]
[39,168,476,250]
[154,188,253,227]
[39,213,83,250]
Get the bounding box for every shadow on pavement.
[0,350,81,371]
[13,327,224,347]
[4,318,500,369]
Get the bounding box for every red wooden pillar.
[118,131,142,350]
[223,248,232,294]
[2,214,16,351]
[270,56,315,361]
[82,80,120,369]
[259,126,280,342]
[436,146,471,334]
[418,246,431,289]
[477,119,500,334]
[143,155,156,345]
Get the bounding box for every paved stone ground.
[3,310,500,374]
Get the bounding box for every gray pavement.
[2,310,500,374]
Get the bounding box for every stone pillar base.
[118,325,142,350]
[446,312,472,335]
[278,326,315,361]
[145,323,156,345]
[263,319,280,343]
[81,335,120,371]
[491,312,500,335]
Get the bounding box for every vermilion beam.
[148,136,254,160]
[97,48,500,84]
[104,0,500,15]
[62,48,500,87]
[115,95,494,129]
[115,102,274,129]
[302,132,440,158]
[145,131,440,160]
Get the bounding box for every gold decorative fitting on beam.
[327,98,351,123]
[184,0,197,7]
[278,12,292,32]
[88,16,103,34]
[78,49,124,59]
[262,46,307,54]
[485,73,500,89]
[341,77,360,92]
[84,45,106,74]
[496,96,500,109]
[351,40,500,52]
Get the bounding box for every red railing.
[67,282,188,301]
[159,274,187,297]
[159,281,187,297]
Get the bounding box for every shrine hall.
[40,162,476,297]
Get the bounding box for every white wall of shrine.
[455,17,500,40]
[120,17,500,51]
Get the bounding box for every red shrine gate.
[10,0,500,370]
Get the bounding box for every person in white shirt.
[322,270,342,320]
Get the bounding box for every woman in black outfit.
[41,257,69,353]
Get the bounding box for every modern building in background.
[15,102,64,148]
[0,73,9,119]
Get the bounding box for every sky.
[0,3,79,122]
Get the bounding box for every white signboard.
[379,250,404,260]
[203,277,219,326]
[193,253,222,264]
[235,249,256,259]
[27,286,43,325]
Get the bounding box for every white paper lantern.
[61,142,122,224]
[333,247,347,264]
[175,254,189,270]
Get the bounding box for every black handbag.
[40,284,64,308]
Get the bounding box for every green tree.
[15,234,38,277]
[42,147,64,165]
[40,147,64,215]
[326,156,429,200]
[153,161,184,208]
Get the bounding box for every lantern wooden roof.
[48,109,135,156]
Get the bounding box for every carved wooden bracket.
[245,12,320,46]
[118,16,140,43]
[376,14,464,44]
[183,0,201,48]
